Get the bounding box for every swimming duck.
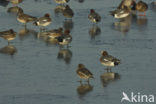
[9,0,23,6]
[63,5,74,19]
[136,1,148,16]
[34,13,52,29]
[54,0,70,4]
[76,64,94,83]
[47,27,63,39]
[110,6,130,19]
[0,29,16,44]
[17,11,37,26]
[100,51,120,68]
[88,9,101,23]
[56,29,72,47]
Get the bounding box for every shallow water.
[0,0,156,104]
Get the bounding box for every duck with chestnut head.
[88,9,101,24]
[76,64,94,83]
[100,51,120,68]
[56,29,72,48]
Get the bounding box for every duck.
[47,27,63,39]
[7,6,23,15]
[100,51,120,68]
[17,11,37,26]
[55,29,72,47]
[118,0,135,9]
[54,5,66,14]
[9,0,23,6]
[136,1,148,16]
[88,9,101,23]
[76,64,94,83]
[54,0,70,4]
[63,5,74,19]
[0,29,16,44]
[110,6,130,19]
[34,13,52,30]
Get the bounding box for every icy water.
[0,0,156,104]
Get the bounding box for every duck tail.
[114,60,120,65]
[109,11,114,16]
[33,21,38,26]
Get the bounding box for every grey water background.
[0,0,156,104]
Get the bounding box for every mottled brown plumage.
[76,64,93,82]
[0,29,16,44]
[136,1,148,16]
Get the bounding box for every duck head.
[101,51,108,56]
[78,64,85,69]
[44,13,50,18]
[90,9,95,13]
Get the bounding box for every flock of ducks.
[0,0,155,86]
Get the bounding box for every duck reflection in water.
[136,16,148,27]
[112,14,137,34]
[74,0,85,3]
[88,25,101,39]
[18,27,37,41]
[100,70,120,87]
[0,45,17,56]
[63,19,74,30]
[57,48,72,64]
[77,83,93,97]
[7,6,23,15]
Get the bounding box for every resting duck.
[0,29,16,44]
[54,0,70,4]
[100,51,120,67]
[110,6,130,19]
[136,1,148,16]
[9,0,23,6]
[47,27,63,39]
[56,29,72,47]
[63,5,74,19]
[34,13,52,29]
[88,9,101,23]
[17,11,37,26]
[118,0,135,9]
[76,64,94,83]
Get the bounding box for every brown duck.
[136,1,148,16]
[0,29,16,44]
[76,64,93,83]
